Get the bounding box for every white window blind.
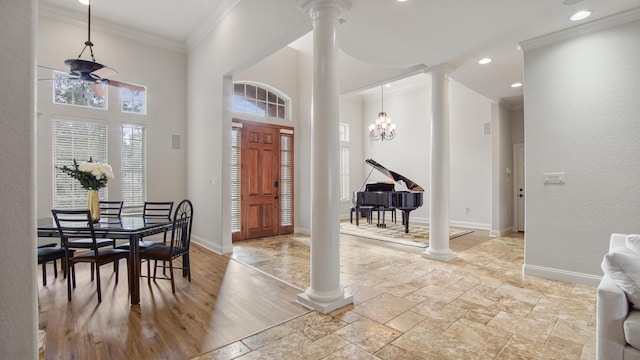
[231,125,242,233]
[280,132,293,227]
[53,117,108,209]
[340,146,350,201]
[121,124,146,214]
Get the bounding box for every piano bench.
[376,207,396,225]
[350,206,373,224]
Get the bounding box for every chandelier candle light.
[369,86,396,141]
[58,158,114,223]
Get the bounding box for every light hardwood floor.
[37,243,309,359]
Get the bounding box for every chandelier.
[368,86,396,141]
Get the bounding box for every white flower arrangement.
[59,158,114,190]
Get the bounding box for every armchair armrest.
[597,273,629,359]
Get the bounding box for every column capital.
[425,63,456,76]
[297,0,351,18]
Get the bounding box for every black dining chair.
[37,244,75,286]
[52,209,130,302]
[139,199,193,293]
[116,201,174,251]
[99,200,124,220]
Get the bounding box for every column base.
[422,249,457,262]
[297,289,353,314]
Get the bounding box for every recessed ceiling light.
[563,0,583,5]
[570,10,592,21]
[78,0,91,4]
[478,58,492,65]
[385,83,391,87]
[397,0,409,2]
[511,82,523,88]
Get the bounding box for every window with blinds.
[121,124,146,214]
[280,131,293,227]
[340,146,350,201]
[231,125,242,233]
[53,117,108,209]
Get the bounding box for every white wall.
[0,0,38,358]
[187,0,310,253]
[36,15,187,218]
[339,95,365,217]
[522,17,640,285]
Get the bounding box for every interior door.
[243,124,280,239]
[514,143,525,232]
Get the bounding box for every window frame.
[52,116,109,209]
[121,123,146,214]
[52,71,108,110]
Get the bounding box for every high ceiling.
[41,0,640,107]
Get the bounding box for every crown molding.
[185,0,242,50]
[520,6,640,51]
[38,3,186,54]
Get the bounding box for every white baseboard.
[450,220,490,231]
[490,226,514,237]
[191,234,232,255]
[523,263,601,287]
[294,226,310,235]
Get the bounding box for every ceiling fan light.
[78,0,91,5]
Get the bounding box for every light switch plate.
[543,172,565,184]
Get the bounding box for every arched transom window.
[233,82,290,120]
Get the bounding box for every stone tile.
[443,318,512,356]
[412,284,465,304]
[487,311,554,343]
[385,310,427,333]
[191,341,251,360]
[334,318,402,353]
[393,320,494,359]
[410,299,468,330]
[237,332,339,360]
[324,343,378,360]
[529,295,595,323]
[375,344,425,360]
[496,334,580,360]
[550,319,596,345]
[354,293,417,324]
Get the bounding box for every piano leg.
[400,209,412,233]
[355,206,360,226]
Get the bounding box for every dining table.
[37,216,173,305]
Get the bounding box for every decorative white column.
[423,65,457,262]
[297,0,353,313]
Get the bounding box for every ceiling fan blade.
[106,79,145,92]
[91,65,118,79]
[90,81,108,97]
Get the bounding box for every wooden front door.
[243,124,280,239]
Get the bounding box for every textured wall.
[523,18,640,284]
[0,0,38,358]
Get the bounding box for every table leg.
[129,234,140,305]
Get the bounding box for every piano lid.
[364,159,424,191]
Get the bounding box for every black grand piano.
[354,159,424,233]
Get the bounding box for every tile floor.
[193,230,596,360]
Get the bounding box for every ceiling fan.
[40,1,143,94]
